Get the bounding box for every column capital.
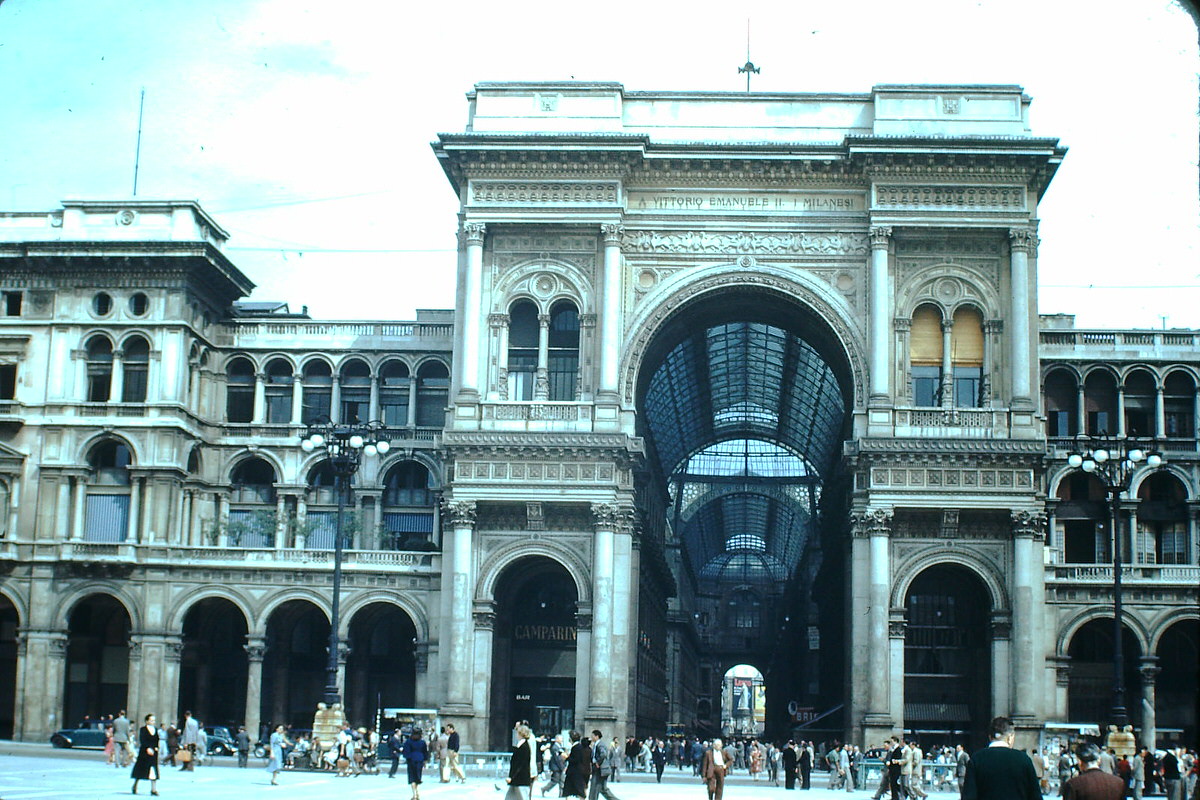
[1051,656,1073,687]
[537,313,552,326]
[868,226,892,249]
[990,611,1013,640]
[472,610,496,631]
[487,313,509,329]
[1011,509,1047,541]
[851,508,893,538]
[984,319,1004,334]
[462,222,487,245]
[941,319,955,332]
[578,313,597,328]
[600,223,624,244]
[1138,656,1160,684]
[892,317,911,332]
[591,502,619,530]
[1008,227,1039,254]
[575,611,593,632]
[244,639,268,663]
[887,619,907,638]
[442,500,477,528]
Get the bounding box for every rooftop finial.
[738,19,760,92]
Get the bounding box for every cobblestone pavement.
[0,743,959,800]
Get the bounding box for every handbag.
[177,748,192,763]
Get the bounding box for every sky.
[1,0,1197,328]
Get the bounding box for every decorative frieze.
[525,502,545,532]
[455,459,617,485]
[870,466,1034,491]
[620,229,869,256]
[492,234,598,253]
[875,185,1026,210]
[470,181,620,205]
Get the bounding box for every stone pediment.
[0,439,26,472]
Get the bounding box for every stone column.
[991,612,1013,717]
[588,503,618,719]
[1139,657,1159,748]
[330,376,341,423]
[1052,657,1072,722]
[406,375,418,428]
[19,630,68,740]
[275,495,287,549]
[982,320,1000,407]
[486,313,508,401]
[180,490,192,548]
[244,638,267,741]
[853,509,894,743]
[940,318,955,408]
[893,318,911,403]
[598,224,623,400]
[441,501,476,713]
[1155,385,1166,439]
[70,475,85,540]
[1011,510,1047,725]
[125,478,142,543]
[1117,383,1127,436]
[252,372,266,423]
[109,350,125,403]
[54,478,70,540]
[1008,228,1037,408]
[291,376,304,424]
[868,226,892,403]
[458,223,487,401]
[535,313,551,400]
[578,314,597,401]
[887,614,906,734]
[471,606,495,724]
[295,497,308,549]
[1077,382,1087,435]
[369,374,380,422]
[574,609,593,731]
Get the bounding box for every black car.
[203,725,238,756]
[50,720,108,749]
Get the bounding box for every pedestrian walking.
[962,716,1040,800]
[588,729,621,800]
[445,723,466,783]
[387,728,405,779]
[178,711,199,772]
[264,724,288,786]
[506,723,537,800]
[402,728,430,799]
[1062,743,1125,800]
[541,734,566,796]
[235,725,251,768]
[130,714,160,796]
[563,730,591,799]
[702,738,728,800]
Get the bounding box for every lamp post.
[300,418,392,705]
[1065,435,1165,729]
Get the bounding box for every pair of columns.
[867,226,1036,409]
[457,223,623,403]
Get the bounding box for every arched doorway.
[721,664,765,737]
[1067,619,1143,730]
[634,288,853,739]
[344,603,417,728]
[64,594,131,727]
[261,600,329,730]
[903,565,992,747]
[177,598,249,728]
[0,595,17,738]
[490,557,579,748]
[1155,620,1198,745]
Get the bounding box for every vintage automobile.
[50,720,108,749]
[203,725,238,757]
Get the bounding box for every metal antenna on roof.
[738,19,760,92]
[132,88,145,197]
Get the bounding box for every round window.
[129,292,149,316]
[92,292,113,316]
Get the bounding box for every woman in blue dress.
[264,725,289,786]
[401,728,429,799]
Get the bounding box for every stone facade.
[0,84,1195,749]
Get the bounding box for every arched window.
[1084,371,1118,435]
[301,360,332,423]
[379,361,410,427]
[264,359,294,424]
[228,457,277,548]
[909,305,943,407]
[507,300,539,402]
[339,360,370,424]
[950,307,984,407]
[1056,472,1108,563]
[1044,369,1079,437]
[225,357,255,423]
[547,301,580,401]
[85,336,113,402]
[1164,371,1196,439]
[84,440,132,542]
[1123,369,1156,437]
[381,461,437,550]
[121,336,149,403]
[1138,473,1189,564]
[304,462,340,550]
[415,361,449,427]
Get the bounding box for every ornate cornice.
[442,431,644,460]
[849,438,1046,456]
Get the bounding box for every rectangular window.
[304,511,338,550]
[302,389,331,424]
[340,389,369,424]
[1165,405,1194,437]
[226,387,253,423]
[122,367,148,403]
[84,494,129,542]
[952,366,981,408]
[226,510,273,548]
[0,364,15,400]
[1124,406,1152,437]
[1049,410,1071,437]
[1156,523,1189,565]
[1064,520,1101,563]
[508,352,537,402]
[1,291,21,317]
[1087,411,1112,435]
[265,392,291,423]
[912,366,941,407]
[87,370,111,403]
[548,353,578,401]
[380,389,409,426]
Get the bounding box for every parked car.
[50,720,107,749]
[203,725,237,756]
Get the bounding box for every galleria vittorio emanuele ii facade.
[0,82,1196,751]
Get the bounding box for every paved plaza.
[0,743,962,800]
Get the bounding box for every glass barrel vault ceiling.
[642,321,848,588]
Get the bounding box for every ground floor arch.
[261,600,329,730]
[0,595,17,737]
[1066,618,1143,731]
[720,664,765,738]
[1154,618,1198,744]
[344,602,417,728]
[177,597,248,729]
[489,556,579,749]
[903,564,992,748]
[64,594,131,727]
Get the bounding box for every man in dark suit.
[962,717,1040,800]
[1063,742,1126,800]
[782,740,798,790]
[588,730,620,800]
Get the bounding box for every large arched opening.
[634,287,853,740]
[344,602,418,728]
[1067,619,1143,731]
[177,598,249,729]
[903,565,992,748]
[489,556,579,748]
[64,594,131,727]
[1155,620,1198,745]
[0,595,17,738]
[261,600,330,730]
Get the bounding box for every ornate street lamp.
[300,418,392,704]
[1064,435,1165,729]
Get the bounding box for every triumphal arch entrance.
[432,82,1063,749]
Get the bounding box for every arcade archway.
[635,288,853,739]
[261,600,329,730]
[344,603,417,727]
[64,594,131,726]
[1067,619,1143,730]
[1156,620,1198,744]
[489,556,579,748]
[178,598,249,728]
[0,595,17,738]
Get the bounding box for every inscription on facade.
[627,191,865,214]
